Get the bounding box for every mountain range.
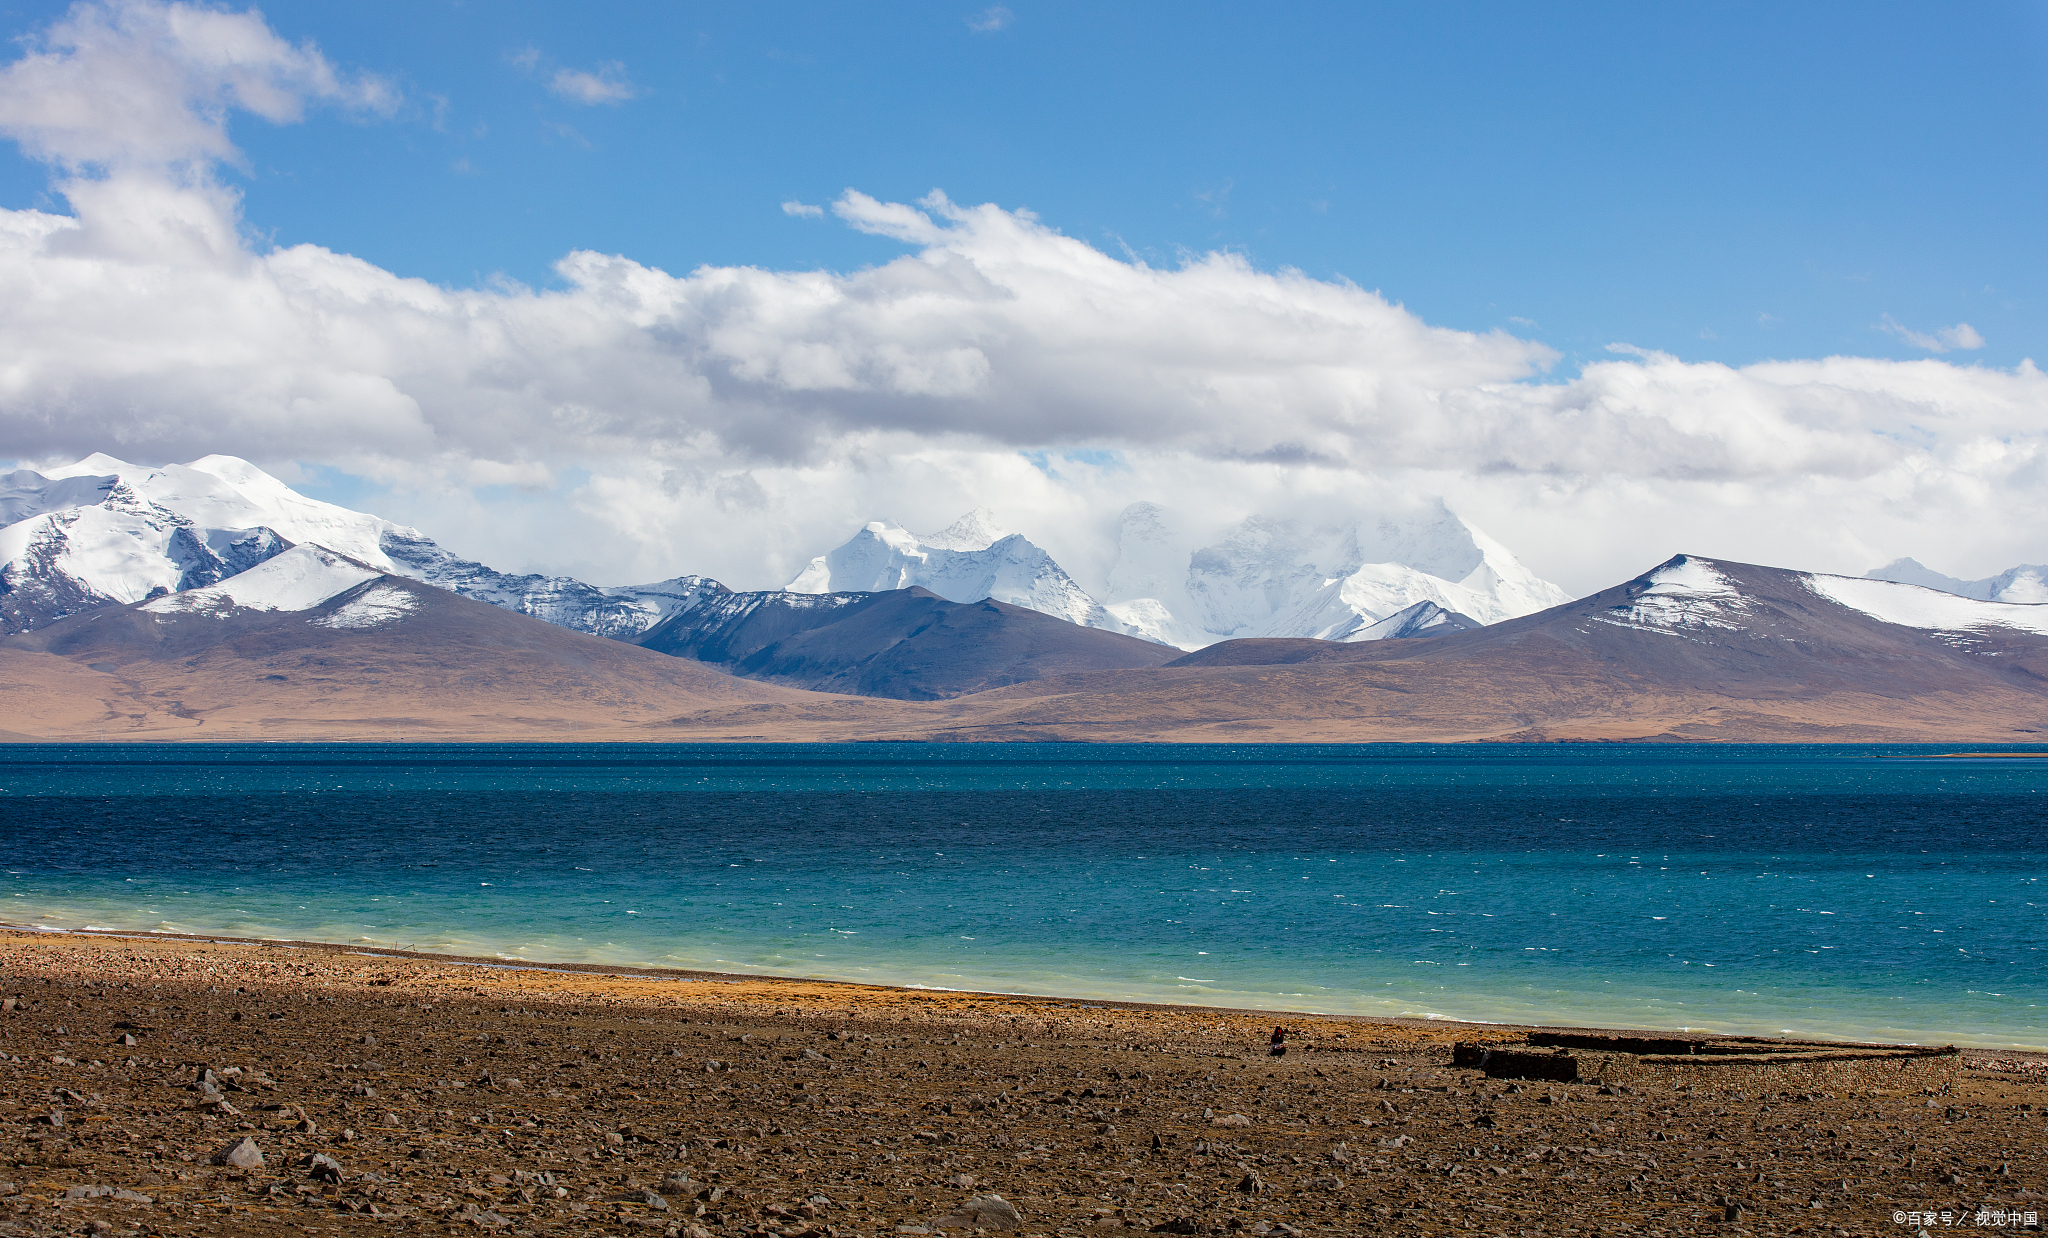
[1,543,812,741]
[6,547,2046,743]
[0,454,1576,665]
[1865,557,2048,604]
[5,453,2048,742]
[0,454,719,641]
[914,554,2048,743]
[781,500,1571,648]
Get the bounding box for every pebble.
[1,930,2040,1238]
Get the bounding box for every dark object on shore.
[1269,1025,1287,1057]
[2,928,2042,1236]
[1453,1032,1960,1090]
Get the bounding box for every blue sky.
[0,0,2043,592]
[1,0,2036,371]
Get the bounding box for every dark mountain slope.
[634,586,1180,700]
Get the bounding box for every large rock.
[932,1194,1023,1230]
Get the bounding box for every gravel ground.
[0,931,2041,1238]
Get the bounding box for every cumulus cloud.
[547,62,636,105]
[4,175,2000,486]
[0,1,2043,594]
[0,0,391,174]
[1879,314,1985,353]
[781,199,824,219]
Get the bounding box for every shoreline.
[7,734,2048,745]
[2,928,2044,1237]
[9,922,2042,1062]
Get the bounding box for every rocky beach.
[0,931,2041,1237]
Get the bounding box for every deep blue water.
[0,743,2042,1048]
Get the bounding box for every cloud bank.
[0,1,2042,595]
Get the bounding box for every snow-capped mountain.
[375,527,721,642]
[7,454,1577,655]
[1865,558,2048,605]
[1,455,300,634]
[0,454,713,638]
[787,500,1572,650]
[1609,555,2048,638]
[1102,500,1572,649]
[139,544,398,626]
[786,511,1127,633]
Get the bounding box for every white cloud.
[1879,314,1985,353]
[0,2,2044,596]
[0,0,391,174]
[547,63,636,106]
[781,199,824,219]
[966,6,1014,33]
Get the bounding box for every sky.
[0,0,2043,595]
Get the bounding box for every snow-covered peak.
[16,453,399,568]
[1608,555,1750,630]
[1,453,723,640]
[1809,572,2048,636]
[1601,556,2048,639]
[141,457,396,569]
[1103,498,1571,648]
[787,521,923,593]
[787,516,1125,633]
[1,468,119,526]
[1866,557,2048,605]
[921,508,1008,551]
[140,545,382,616]
[1352,600,1482,641]
[40,451,136,481]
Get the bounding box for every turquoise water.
[0,743,2042,1048]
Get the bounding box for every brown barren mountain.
[0,565,890,741]
[910,555,2048,743]
[4,553,2048,743]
